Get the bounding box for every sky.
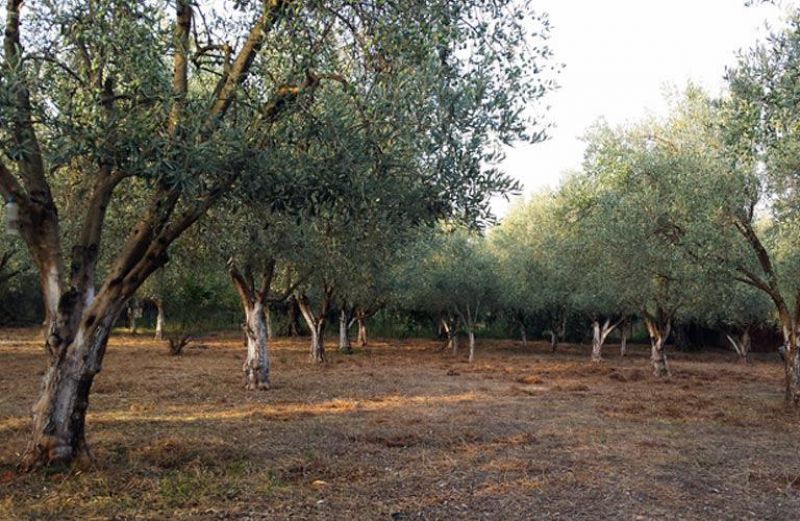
[493,0,793,218]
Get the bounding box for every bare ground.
[1,329,799,520]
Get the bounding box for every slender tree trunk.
[241,301,270,390]
[297,294,327,363]
[468,328,476,363]
[591,320,603,362]
[550,330,558,352]
[128,301,137,334]
[357,317,368,347]
[287,299,300,337]
[265,305,273,340]
[620,320,629,357]
[520,324,527,346]
[339,309,352,354]
[154,299,164,340]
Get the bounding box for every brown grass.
[1,330,799,520]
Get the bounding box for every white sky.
[493,0,793,218]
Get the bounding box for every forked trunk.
[242,301,270,390]
[296,292,329,364]
[339,310,352,354]
[468,329,476,363]
[22,304,122,470]
[591,318,618,363]
[154,299,164,340]
[725,328,751,364]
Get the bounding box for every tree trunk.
[21,304,121,470]
[520,324,527,346]
[550,330,558,352]
[357,317,368,347]
[591,320,603,362]
[287,298,301,337]
[591,318,617,363]
[725,328,751,364]
[242,301,270,390]
[154,299,164,340]
[468,329,476,363]
[128,302,137,334]
[265,305,273,340]
[644,316,671,377]
[309,321,326,363]
[339,309,352,354]
[620,321,629,357]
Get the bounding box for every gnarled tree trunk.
[229,261,274,391]
[297,287,333,364]
[644,315,671,377]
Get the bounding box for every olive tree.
[0,0,556,469]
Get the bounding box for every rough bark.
[242,301,270,390]
[549,330,558,352]
[296,288,332,364]
[21,297,124,470]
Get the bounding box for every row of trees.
[0,0,555,469]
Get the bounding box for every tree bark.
[339,309,352,354]
[297,290,331,364]
[468,329,476,363]
[356,315,368,347]
[21,298,124,470]
[644,316,671,377]
[154,299,164,340]
[520,324,527,346]
[550,330,558,352]
[242,301,270,390]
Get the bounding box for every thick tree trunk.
[21,303,121,470]
[339,309,352,354]
[154,299,164,340]
[242,301,270,390]
[468,329,476,363]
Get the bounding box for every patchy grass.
[1,330,799,519]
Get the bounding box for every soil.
[1,329,799,520]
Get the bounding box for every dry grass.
[1,329,799,520]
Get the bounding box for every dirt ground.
[1,329,799,520]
